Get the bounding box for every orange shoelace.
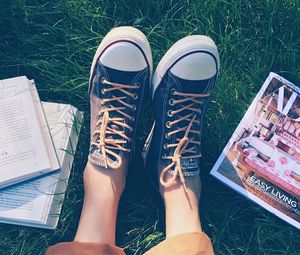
[159,90,210,189]
[91,78,139,169]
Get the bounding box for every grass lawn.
[1,0,300,254]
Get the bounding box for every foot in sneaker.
[74,27,152,244]
[89,26,152,170]
[143,35,220,191]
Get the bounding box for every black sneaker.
[143,35,219,188]
[89,26,152,169]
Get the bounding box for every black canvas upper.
[145,62,218,186]
[89,57,150,167]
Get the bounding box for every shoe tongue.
[99,65,141,158]
[180,158,200,175]
[89,148,123,169]
[170,72,211,94]
[169,73,204,176]
[104,65,140,85]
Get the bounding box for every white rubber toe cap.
[152,35,219,97]
[89,26,152,84]
[170,52,217,80]
[100,42,148,72]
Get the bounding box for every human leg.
[144,35,219,255]
[74,162,126,245]
[46,26,152,255]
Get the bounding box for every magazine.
[211,72,300,229]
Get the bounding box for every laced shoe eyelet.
[131,105,137,111]
[169,99,175,106]
[134,82,140,88]
[163,144,169,149]
[166,121,172,129]
[170,88,177,95]
[167,110,173,117]
[100,77,106,84]
[101,88,106,94]
[132,93,138,100]
[165,133,170,139]
[131,116,135,122]
[162,154,168,159]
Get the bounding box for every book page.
[0,77,51,187]
[0,102,79,224]
[30,81,60,171]
[46,105,83,228]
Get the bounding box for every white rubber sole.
[151,35,220,98]
[89,26,153,85]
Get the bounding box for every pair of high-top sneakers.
[88,26,219,189]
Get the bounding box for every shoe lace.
[91,78,139,169]
[159,90,210,189]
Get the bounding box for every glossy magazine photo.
[211,72,300,229]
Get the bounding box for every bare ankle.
[84,162,126,199]
[160,173,201,202]
[160,174,202,237]
[74,162,127,244]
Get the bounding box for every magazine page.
[211,72,300,229]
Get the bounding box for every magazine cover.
[211,72,300,229]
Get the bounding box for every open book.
[0,100,83,229]
[211,73,300,229]
[0,76,59,188]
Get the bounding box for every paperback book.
[0,76,60,188]
[0,77,83,229]
[211,72,300,229]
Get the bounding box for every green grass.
[1,0,300,254]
